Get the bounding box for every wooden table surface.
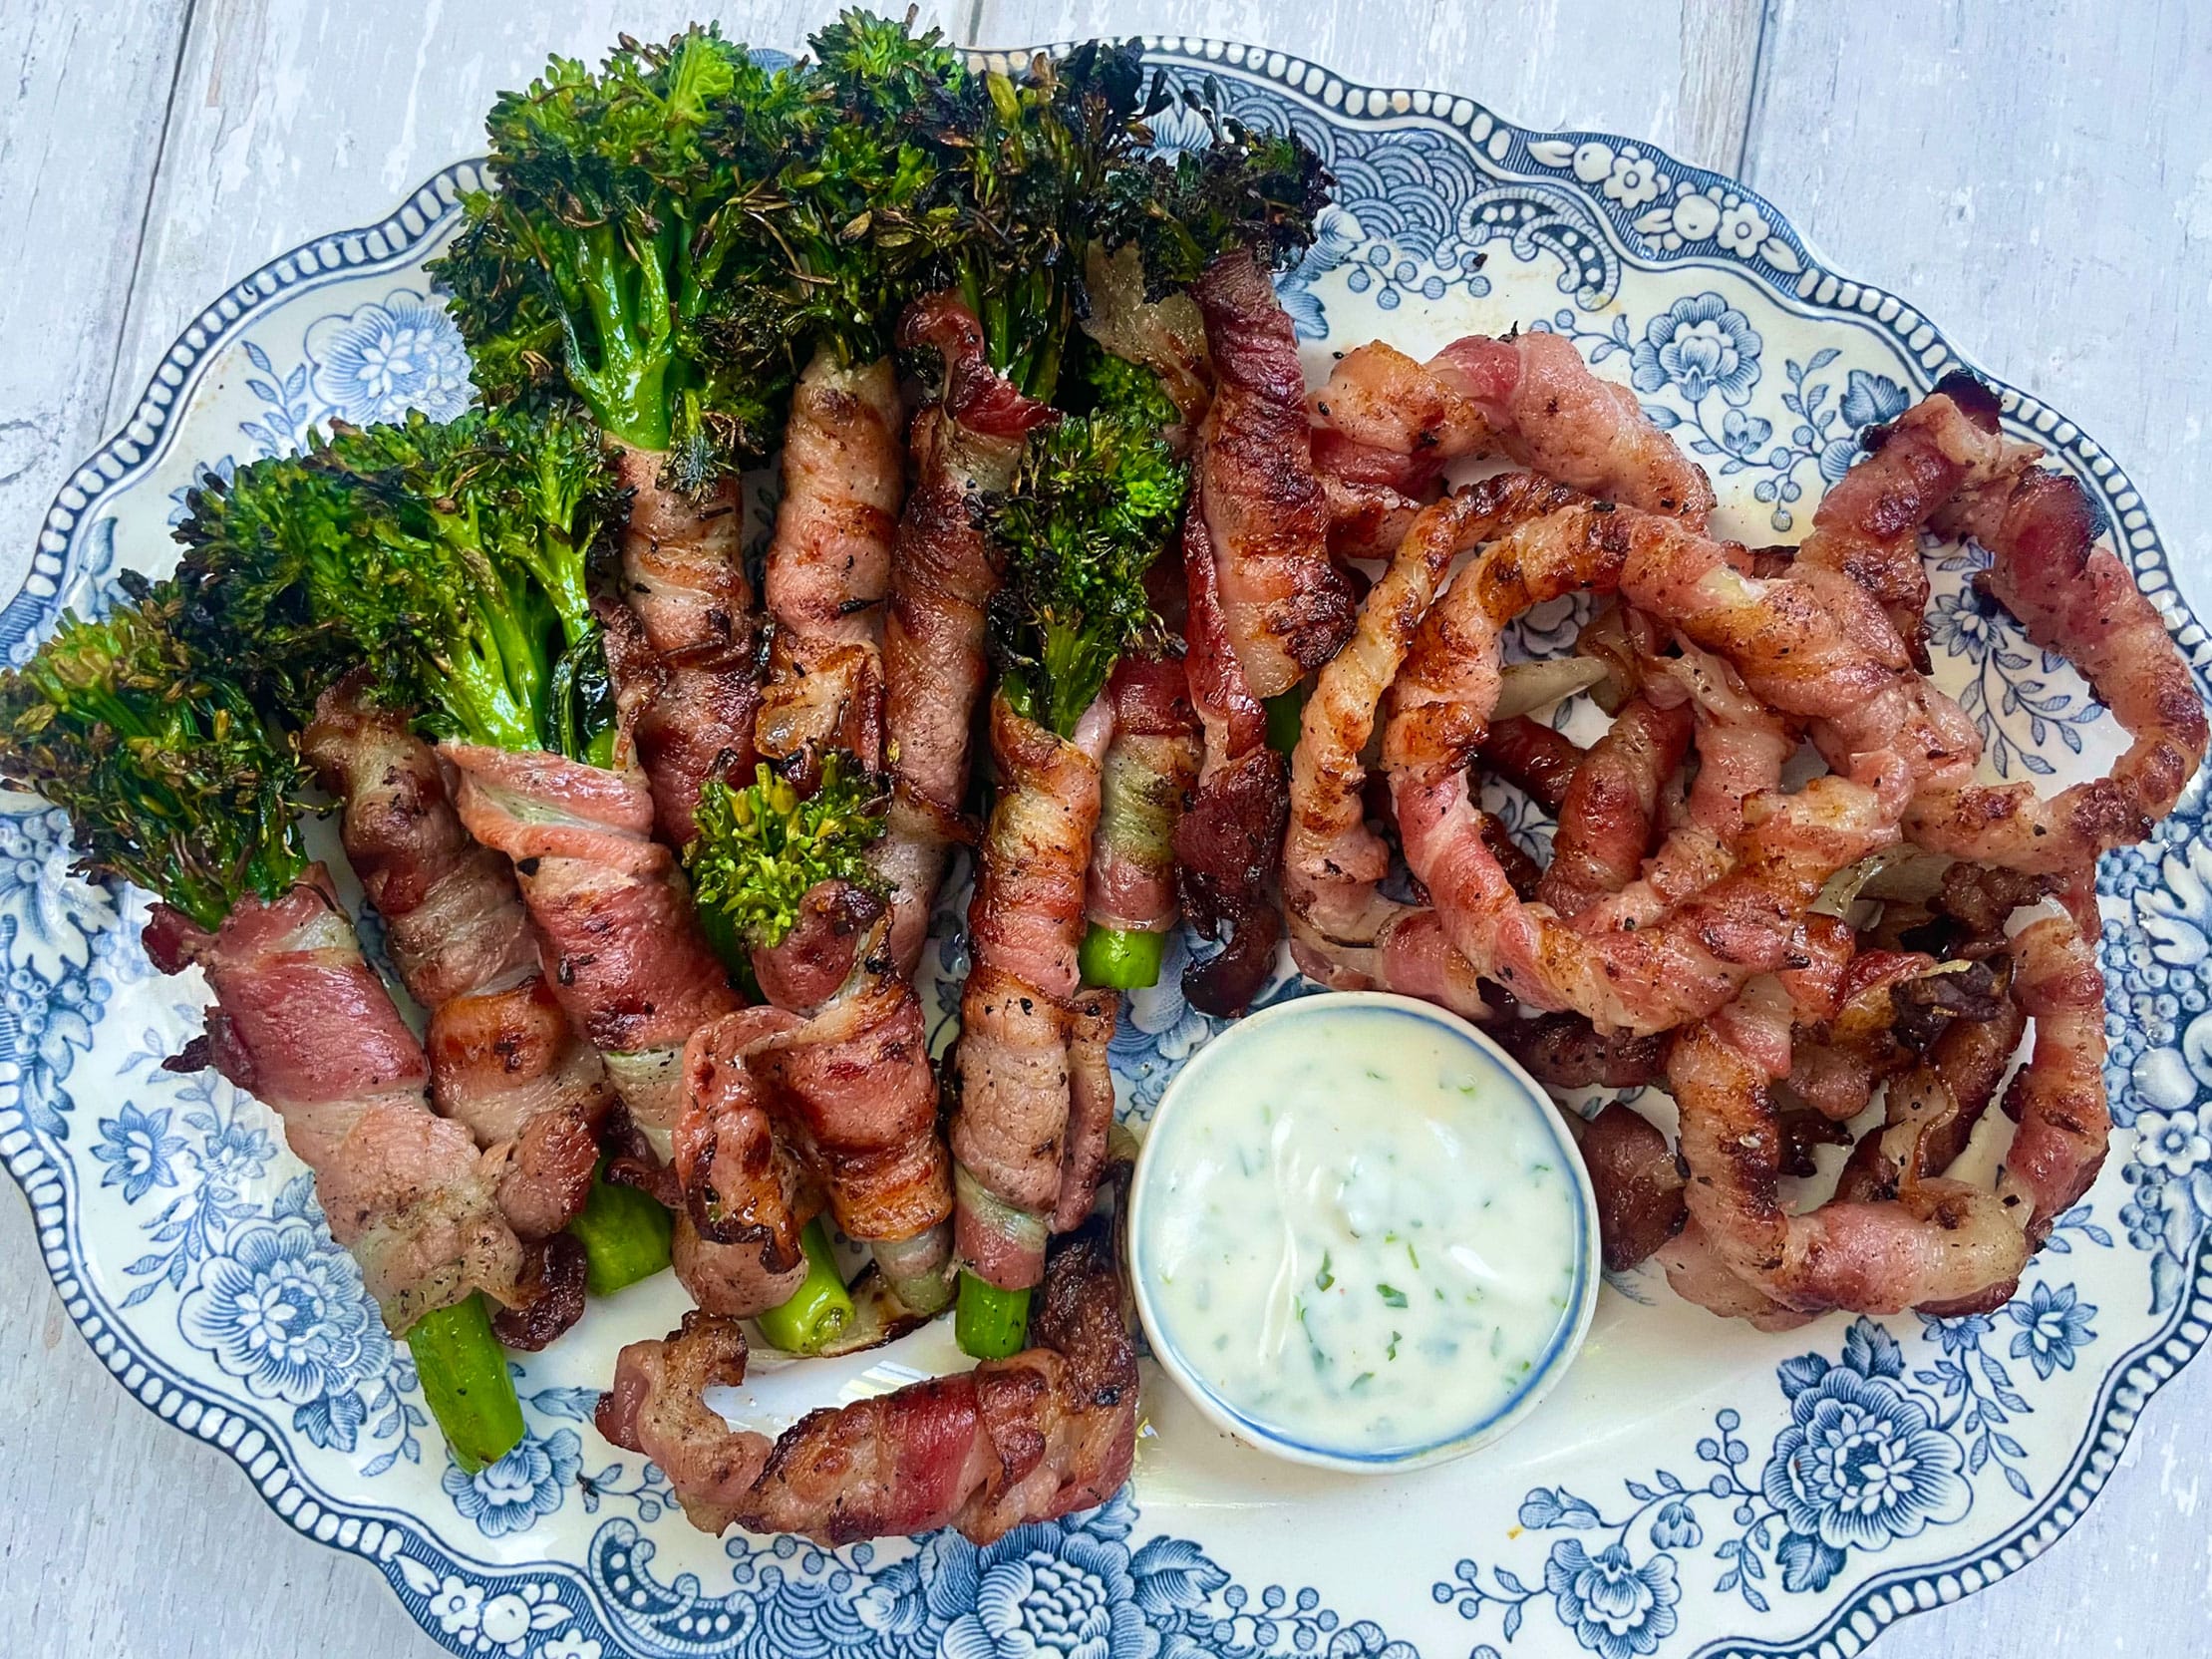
[3,1,2207,1652]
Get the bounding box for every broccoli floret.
[433,26,803,477]
[991,411,1189,738]
[686,755,889,950]
[174,405,620,759]
[0,575,310,932]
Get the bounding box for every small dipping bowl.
[1128,991,1600,1474]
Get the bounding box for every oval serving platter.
[7,36,2212,1659]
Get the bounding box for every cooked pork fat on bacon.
[1087,655,1202,937]
[304,680,613,1243]
[1190,248,1354,699]
[953,693,1117,1289]
[612,444,764,846]
[755,350,905,773]
[443,742,740,1141]
[1308,330,1716,522]
[596,1228,1134,1545]
[146,869,524,1332]
[877,295,1060,970]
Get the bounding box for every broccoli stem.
[1264,686,1307,755]
[1080,923,1165,990]
[406,1295,526,1474]
[755,1219,856,1356]
[566,1167,674,1296]
[954,1272,1033,1360]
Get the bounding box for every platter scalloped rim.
[7,37,2212,1659]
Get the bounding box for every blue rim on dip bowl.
[1128,990,1601,1475]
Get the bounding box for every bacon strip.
[1192,247,1355,699]
[876,295,1060,969]
[755,350,904,773]
[1384,498,1906,1034]
[595,1229,1134,1545]
[144,869,523,1331]
[613,444,763,846]
[670,1008,814,1315]
[1669,977,2030,1316]
[1309,331,1715,522]
[1790,374,2017,664]
[442,742,739,1140]
[695,904,954,1295]
[304,681,611,1246]
[1537,696,1694,919]
[1087,656,1201,935]
[953,694,1114,1290]
[1176,508,1288,1015]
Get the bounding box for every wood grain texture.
[0,0,190,606]
[979,0,1764,169]
[2,1,2208,1654]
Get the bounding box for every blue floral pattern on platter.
[5,37,2212,1659]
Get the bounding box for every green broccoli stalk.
[686,754,889,969]
[0,579,524,1473]
[174,405,621,761]
[991,412,1189,740]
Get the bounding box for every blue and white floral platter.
[7,37,2211,1659]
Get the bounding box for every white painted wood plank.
[1744,5,2212,1652]
[0,0,189,607]
[979,0,1765,171]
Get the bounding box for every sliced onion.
[1493,658,1609,721]
[1811,849,1956,917]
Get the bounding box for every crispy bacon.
[305,681,609,1253]
[1474,716,1584,815]
[1669,978,2030,1316]
[301,677,535,1008]
[596,1228,1134,1545]
[1087,656,1201,934]
[953,694,1112,1289]
[145,869,523,1331]
[1191,248,1354,698]
[876,295,1059,969]
[1791,373,2015,664]
[1309,331,1715,521]
[672,1008,814,1314]
[756,350,905,773]
[1282,474,1580,1018]
[613,444,763,846]
[1905,466,2210,869]
[1537,697,1694,919]
[699,906,953,1288]
[443,742,739,1138]
[1176,508,1287,1015]
[1383,498,1906,1035]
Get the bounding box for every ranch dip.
[1133,996,1593,1463]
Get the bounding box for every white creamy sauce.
[1141,1010,1584,1458]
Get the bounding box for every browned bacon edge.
[1088,655,1202,934]
[755,350,906,775]
[1192,249,1354,701]
[876,293,1060,972]
[1176,508,1287,1015]
[144,868,523,1332]
[595,1226,1133,1545]
[953,693,1115,1290]
[442,741,741,1136]
[305,681,612,1280]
